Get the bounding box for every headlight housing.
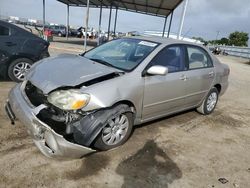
[47,89,90,110]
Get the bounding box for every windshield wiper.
[90,58,118,69]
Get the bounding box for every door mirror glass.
[147,65,168,76]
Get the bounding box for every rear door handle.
[180,75,188,81]
[208,71,214,77]
[5,42,17,47]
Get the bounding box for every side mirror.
[146,65,168,76]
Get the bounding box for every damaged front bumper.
[5,83,95,158]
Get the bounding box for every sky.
[0,0,249,42]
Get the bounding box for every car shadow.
[0,76,12,82]
[116,140,182,187]
[65,152,110,180]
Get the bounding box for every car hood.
[26,54,121,94]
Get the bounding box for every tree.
[229,31,249,47]
[192,37,206,43]
[218,37,229,45]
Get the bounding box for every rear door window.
[187,46,213,69]
[0,25,10,36]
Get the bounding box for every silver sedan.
[5,37,229,158]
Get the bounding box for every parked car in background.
[5,37,229,158]
[48,25,66,37]
[0,20,49,82]
[69,28,78,37]
[126,31,140,36]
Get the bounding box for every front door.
[142,45,188,121]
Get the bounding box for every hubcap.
[207,92,217,112]
[13,62,31,81]
[102,114,129,146]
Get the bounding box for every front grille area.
[25,81,47,106]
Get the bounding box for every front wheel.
[8,58,33,82]
[197,87,219,115]
[93,108,133,151]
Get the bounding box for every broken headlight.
[47,90,90,110]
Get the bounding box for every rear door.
[142,45,188,121]
[183,45,215,107]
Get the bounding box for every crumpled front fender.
[72,104,132,147]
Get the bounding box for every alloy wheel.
[101,114,129,146]
[207,92,218,112]
[13,62,31,81]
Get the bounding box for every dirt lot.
[0,47,250,188]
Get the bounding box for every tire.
[197,87,219,115]
[58,32,62,37]
[93,105,133,151]
[8,58,33,82]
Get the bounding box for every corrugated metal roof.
[57,0,183,17]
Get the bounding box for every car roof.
[127,35,205,48]
[0,20,41,39]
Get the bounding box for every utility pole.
[84,0,90,52]
[66,4,69,40]
[42,0,45,35]
[216,31,220,40]
[177,0,189,39]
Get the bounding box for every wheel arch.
[112,100,136,115]
[214,84,222,94]
[7,55,34,67]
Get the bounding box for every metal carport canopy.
[53,0,185,51]
[57,0,183,18]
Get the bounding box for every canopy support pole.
[98,1,103,45]
[113,8,118,37]
[162,16,168,37]
[84,0,90,52]
[42,0,45,35]
[167,11,174,38]
[178,0,189,39]
[66,4,69,40]
[107,4,112,41]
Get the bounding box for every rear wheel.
[93,106,133,150]
[197,87,219,115]
[8,58,33,82]
[40,51,50,59]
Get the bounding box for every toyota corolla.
[5,37,229,158]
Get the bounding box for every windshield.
[84,38,159,71]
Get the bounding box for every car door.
[0,23,26,58]
[0,24,13,57]
[183,45,215,107]
[142,45,188,121]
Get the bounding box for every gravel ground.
[0,47,250,188]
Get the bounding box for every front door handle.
[180,75,188,81]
